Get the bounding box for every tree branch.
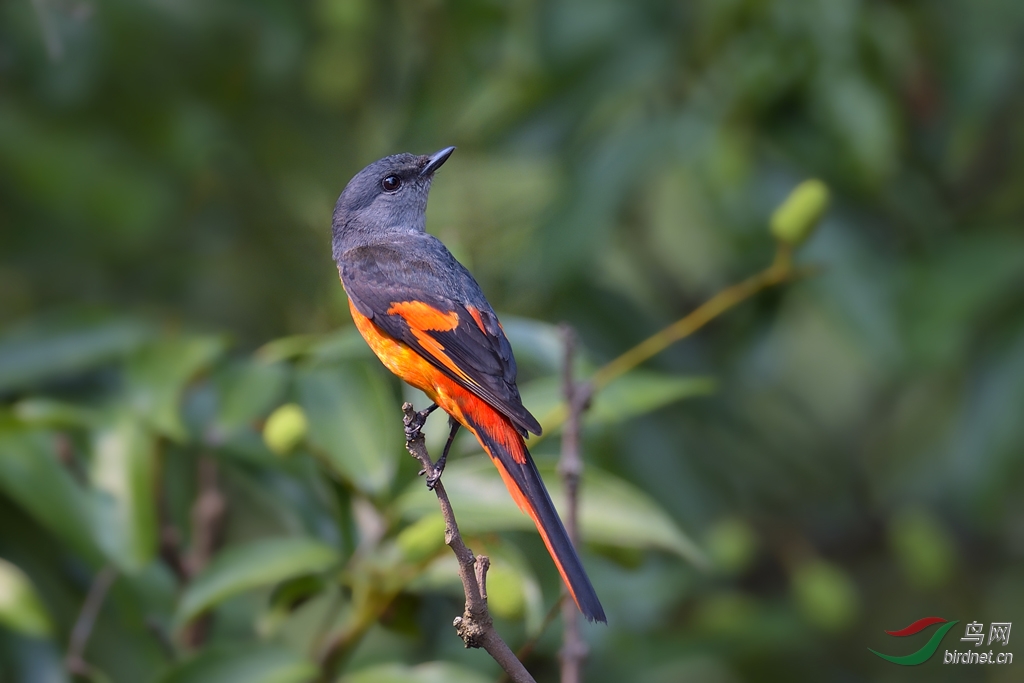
[66,564,117,678]
[402,403,537,683]
[528,249,816,441]
[590,247,809,391]
[181,455,227,649]
[558,326,588,683]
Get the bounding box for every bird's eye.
[381,175,402,192]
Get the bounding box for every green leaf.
[255,329,372,365]
[569,464,708,567]
[394,460,707,567]
[396,514,447,563]
[903,236,1024,369]
[706,518,758,575]
[0,558,54,638]
[589,371,717,425]
[791,559,858,632]
[214,360,288,433]
[523,371,716,432]
[12,398,101,429]
[339,662,491,683]
[157,644,317,683]
[499,316,565,373]
[125,335,226,441]
[306,328,375,365]
[297,363,398,494]
[405,537,543,630]
[89,415,158,572]
[258,574,329,637]
[0,316,151,392]
[175,537,340,627]
[888,507,955,589]
[255,334,324,364]
[481,541,544,631]
[485,555,530,621]
[0,431,102,562]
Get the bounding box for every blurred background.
[2,0,1023,681]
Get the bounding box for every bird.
[331,146,606,623]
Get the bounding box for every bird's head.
[332,146,455,251]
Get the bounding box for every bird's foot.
[421,418,457,491]
[403,402,438,442]
[422,458,446,491]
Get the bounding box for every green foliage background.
[2,0,1024,681]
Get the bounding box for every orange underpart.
[349,299,444,393]
[348,297,475,414]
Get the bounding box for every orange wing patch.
[466,305,487,334]
[387,301,459,331]
[385,300,480,389]
[408,327,476,386]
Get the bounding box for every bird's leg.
[426,418,460,491]
[404,402,439,442]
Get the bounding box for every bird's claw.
[417,464,444,491]
[404,413,426,442]
[404,403,446,489]
[403,404,437,442]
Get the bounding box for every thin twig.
[66,565,117,677]
[591,247,802,391]
[401,403,537,683]
[181,455,227,649]
[558,326,588,683]
[535,249,815,437]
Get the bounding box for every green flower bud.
[770,179,830,247]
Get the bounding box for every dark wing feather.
[341,240,542,437]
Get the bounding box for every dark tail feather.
[467,415,606,623]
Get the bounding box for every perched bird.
[331,147,605,623]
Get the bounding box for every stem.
[591,246,799,391]
[66,565,117,677]
[532,248,813,439]
[181,455,227,649]
[558,326,588,683]
[401,403,537,683]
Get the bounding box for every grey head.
[332,146,455,257]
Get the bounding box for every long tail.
[463,412,606,623]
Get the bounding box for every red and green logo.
[869,616,959,665]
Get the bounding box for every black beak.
[420,146,456,177]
